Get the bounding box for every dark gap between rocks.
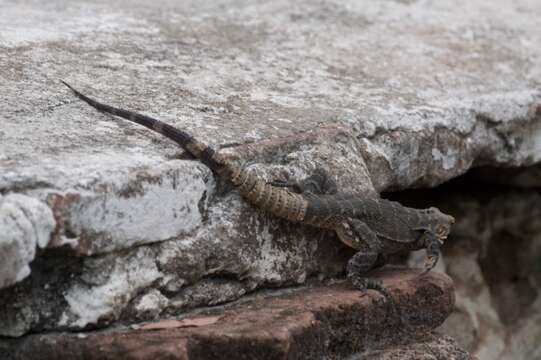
[383,165,541,355]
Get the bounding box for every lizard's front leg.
[268,167,337,195]
[423,231,442,273]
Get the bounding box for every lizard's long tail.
[61,81,307,222]
[60,80,223,172]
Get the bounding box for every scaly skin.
[62,81,455,301]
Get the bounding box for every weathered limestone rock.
[0,270,471,360]
[0,0,540,355]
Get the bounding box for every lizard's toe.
[350,276,367,292]
[423,255,438,273]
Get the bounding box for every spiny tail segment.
[62,81,308,223]
[60,80,221,172]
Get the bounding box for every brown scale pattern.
[229,166,307,222]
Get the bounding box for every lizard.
[61,81,455,301]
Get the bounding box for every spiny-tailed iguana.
[61,81,455,301]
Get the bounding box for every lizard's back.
[304,193,421,243]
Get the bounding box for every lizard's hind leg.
[347,251,391,298]
[269,167,337,194]
[344,220,390,296]
[347,250,401,326]
[344,219,398,317]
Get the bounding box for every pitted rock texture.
[0,270,468,360]
[0,0,541,339]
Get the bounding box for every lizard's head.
[419,207,455,273]
[426,207,455,243]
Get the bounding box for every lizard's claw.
[423,234,442,274]
[350,276,369,291]
[351,276,393,302]
[351,276,397,323]
[423,254,439,274]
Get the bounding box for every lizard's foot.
[350,276,394,303]
[268,168,337,195]
[350,275,407,329]
[346,250,381,296]
[423,254,439,274]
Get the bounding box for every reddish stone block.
[0,269,458,360]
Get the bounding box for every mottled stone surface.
[0,270,463,360]
[0,0,540,342]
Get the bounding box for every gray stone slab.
[0,0,540,336]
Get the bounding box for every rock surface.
[0,270,470,360]
[0,0,540,354]
[356,334,471,360]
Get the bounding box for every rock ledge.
[0,269,471,360]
